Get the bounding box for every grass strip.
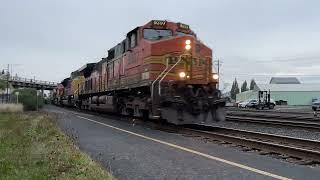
[0,112,115,180]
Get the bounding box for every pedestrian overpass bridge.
[1,76,57,90]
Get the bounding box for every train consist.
[53,20,226,125]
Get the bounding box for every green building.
[236,77,320,105]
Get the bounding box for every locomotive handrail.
[151,58,169,102]
[158,54,187,96]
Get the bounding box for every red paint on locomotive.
[78,20,217,93]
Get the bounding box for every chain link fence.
[0,93,19,104]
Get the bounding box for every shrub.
[0,79,6,90]
[12,88,44,111]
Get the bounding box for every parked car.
[238,101,248,108]
[312,98,320,111]
[246,99,258,108]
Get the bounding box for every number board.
[152,20,167,27]
[177,23,190,30]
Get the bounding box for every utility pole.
[36,90,39,111]
[15,91,19,104]
[6,64,9,103]
[214,59,221,89]
[217,59,220,77]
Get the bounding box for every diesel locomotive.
[53,20,226,125]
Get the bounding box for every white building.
[236,77,320,105]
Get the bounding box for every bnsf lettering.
[153,20,166,26]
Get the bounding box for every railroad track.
[182,125,320,162]
[226,115,320,129]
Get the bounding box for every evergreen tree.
[241,80,248,92]
[234,79,240,95]
[249,79,257,90]
[230,81,235,99]
[230,78,240,100]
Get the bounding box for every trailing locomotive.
[53,20,226,125]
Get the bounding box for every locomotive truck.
[53,20,226,125]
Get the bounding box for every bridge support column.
[41,88,44,98]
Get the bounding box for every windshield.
[143,29,172,40]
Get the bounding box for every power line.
[221,73,320,77]
[220,55,320,65]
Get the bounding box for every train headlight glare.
[185,44,191,50]
[179,72,186,78]
[185,39,191,45]
[213,74,219,80]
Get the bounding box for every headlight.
[179,72,186,78]
[185,44,191,50]
[213,74,219,80]
[185,39,191,50]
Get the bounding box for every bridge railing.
[7,76,58,86]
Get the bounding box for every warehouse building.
[236,77,320,105]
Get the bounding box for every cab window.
[127,28,138,50]
[143,29,172,40]
[130,33,136,48]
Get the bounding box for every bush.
[12,88,44,111]
[0,79,6,90]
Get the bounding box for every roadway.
[44,105,320,180]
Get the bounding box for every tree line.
[230,79,257,100]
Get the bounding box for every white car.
[238,101,249,108]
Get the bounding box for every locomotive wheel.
[126,108,134,116]
[140,110,149,121]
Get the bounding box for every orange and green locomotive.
[54,20,225,125]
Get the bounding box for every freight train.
[52,20,226,125]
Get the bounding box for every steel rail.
[227,108,313,115]
[227,111,316,121]
[182,126,320,160]
[226,115,320,129]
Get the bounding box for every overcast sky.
[1,0,320,89]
